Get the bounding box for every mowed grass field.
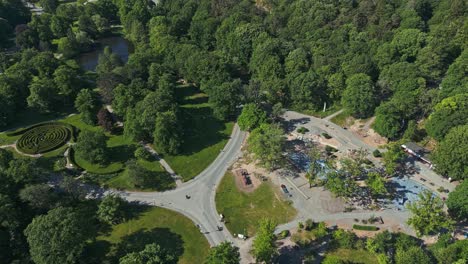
[87,206,210,264]
[216,172,297,236]
[158,86,234,181]
[324,248,378,264]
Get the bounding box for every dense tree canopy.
[247,123,285,170]
[432,125,468,180]
[24,207,95,264]
[406,190,453,237]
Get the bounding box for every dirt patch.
[319,191,345,213]
[347,117,388,148]
[231,166,262,193]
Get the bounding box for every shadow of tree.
[109,144,137,164]
[175,106,228,155]
[115,228,184,263]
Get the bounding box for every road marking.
[284,177,309,199]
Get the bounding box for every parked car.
[280,184,291,197]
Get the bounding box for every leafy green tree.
[430,235,468,264]
[57,36,78,59]
[53,65,81,100]
[112,79,149,117]
[75,89,99,125]
[395,246,431,264]
[126,160,154,188]
[205,241,240,264]
[119,243,176,264]
[325,171,358,198]
[19,184,57,211]
[0,148,13,168]
[432,125,468,180]
[288,70,326,111]
[366,171,387,197]
[74,130,108,165]
[153,110,182,155]
[391,29,426,62]
[342,73,376,118]
[237,103,267,131]
[406,190,454,237]
[40,0,59,13]
[24,207,95,264]
[209,79,241,120]
[27,77,58,113]
[425,94,468,141]
[382,143,405,175]
[446,180,468,220]
[439,50,467,98]
[97,194,125,225]
[332,229,357,249]
[252,219,277,263]
[306,144,321,187]
[134,146,152,161]
[247,123,285,170]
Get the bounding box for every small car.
[280,184,289,194]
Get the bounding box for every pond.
[77,36,132,72]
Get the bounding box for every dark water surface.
[78,36,131,71]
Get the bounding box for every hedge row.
[352,224,379,231]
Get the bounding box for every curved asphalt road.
[111,124,246,246]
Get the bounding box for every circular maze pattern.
[17,124,71,154]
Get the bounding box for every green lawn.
[105,159,175,191]
[215,172,297,236]
[157,86,234,181]
[330,110,352,127]
[87,206,210,264]
[324,248,378,264]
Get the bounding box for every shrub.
[353,224,379,231]
[278,230,290,239]
[373,149,382,157]
[298,222,304,229]
[305,219,314,231]
[322,132,332,139]
[134,146,152,161]
[325,145,338,154]
[297,127,309,134]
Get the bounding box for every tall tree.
[27,77,58,113]
[119,243,176,264]
[406,190,454,237]
[432,125,468,180]
[75,89,99,125]
[24,207,95,264]
[251,219,277,263]
[153,110,182,155]
[237,103,268,131]
[342,73,376,118]
[247,123,285,170]
[209,79,241,120]
[97,194,125,225]
[446,180,468,221]
[205,242,240,264]
[74,130,108,165]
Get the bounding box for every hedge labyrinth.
[16,123,71,154]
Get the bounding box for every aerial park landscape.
[0,0,466,263]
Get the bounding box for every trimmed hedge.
[16,124,72,154]
[352,224,379,231]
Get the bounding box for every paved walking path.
[141,143,183,186]
[323,109,344,121]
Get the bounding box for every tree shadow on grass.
[176,106,229,155]
[115,228,184,263]
[109,144,137,164]
[176,85,199,103]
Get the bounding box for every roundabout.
[16,123,72,154]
